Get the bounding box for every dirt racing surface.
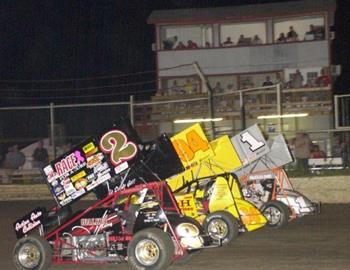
[1,201,349,270]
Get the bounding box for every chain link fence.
[0,85,348,184]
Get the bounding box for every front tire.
[127,228,175,270]
[203,211,239,245]
[13,235,52,270]
[261,200,291,228]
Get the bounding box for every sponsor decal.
[87,153,104,168]
[71,170,87,182]
[82,142,97,154]
[81,217,108,226]
[14,208,45,238]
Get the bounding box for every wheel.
[261,200,291,228]
[13,235,52,270]
[203,211,239,245]
[127,228,175,270]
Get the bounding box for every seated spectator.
[237,34,245,46]
[332,136,346,158]
[262,76,273,86]
[184,78,195,93]
[310,144,326,158]
[252,34,262,45]
[163,36,178,49]
[205,41,211,48]
[3,145,25,169]
[304,24,316,41]
[170,80,184,95]
[213,82,224,93]
[276,33,287,43]
[186,40,199,49]
[287,26,298,42]
[175,41,186,50]
[290,69,304,88]
[222,37,234,47]
[315,68,331,87]
[32,140,49,168]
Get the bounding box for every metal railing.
[0,85,346,183]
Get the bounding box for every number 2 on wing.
[100,130,138,166]
[240,131,265,151]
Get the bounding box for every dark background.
[0,0,349,106]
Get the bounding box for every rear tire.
[13,234,52,270]
[127,228,175,270]
[261,200,291,228]
[203,211,239,245]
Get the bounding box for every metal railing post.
[193,61,215,139]
[49,102,56,158]
[239,91,246,130]
[276,83,282,132]
[130,95,135,127]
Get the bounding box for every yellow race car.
[167,124,267,244]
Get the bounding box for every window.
[274,16,325,43]
[160,25,213,50]
[220,22,266,47]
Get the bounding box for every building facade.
[146,0,336,137]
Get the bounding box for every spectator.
[287,26,298,41]
[276,33,287,43]
[205,41,211,48]
[294,133,313,171]
[3,145,26,169]
[170,80,184,95]
[315,68,331,87]
[186,40,199,49]
[184,78,194,94]
[305,24,316,40]
[237,34,246,45]
[163,36,178,50]
[310,144,326,158]
[252,34,262,45]
[222,37,234,47]
[175,41,186,50]
[262,76,273,86]
[290,69,304,88]
[332,136,346,158]
[213,82,224,93]
[32,140,49,168]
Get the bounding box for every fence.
[0,85,348,184]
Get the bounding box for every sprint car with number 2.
[12,120,218,270]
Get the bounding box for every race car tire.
[13,234,52,270]
[261,200,291,228]
[203,211,239,245]
[127,228,175,270]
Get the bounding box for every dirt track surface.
[1,201,349,270]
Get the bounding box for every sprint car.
[166,124,267,244]
[234,131,320,228]
[13,120,218,270]
[173,173,266,245]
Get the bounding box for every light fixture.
[174,118,224,124]
[257,113,308,119]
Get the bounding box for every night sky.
[1,0,349,106]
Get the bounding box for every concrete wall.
[1,175,349,203]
